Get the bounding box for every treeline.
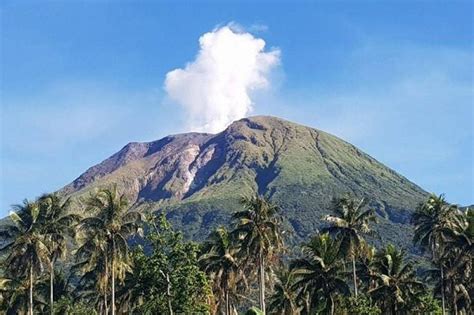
[0,187,472,315]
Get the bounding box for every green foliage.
[323,196,376,297]
[2,183,470,315]
[245,306,264,315]
[119,213,211,314]
[412,195,472,314]
[335,294,381,315]
[232,194,285,312]
[289,232,350,314]
[369,244,425,313]
[0,199,51,314]
[408,293,442,315]
[268,269,298,315]
[53,297,98,315]
[200,226,242,314]
[75,186,143,313]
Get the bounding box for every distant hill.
[60,116,429,251]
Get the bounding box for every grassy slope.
[50,116,429,253]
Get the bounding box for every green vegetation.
[0,187,472,314]
[232,195,284,313]
[60,116,429,252]
[75,186,143,315]
[119,214,211,314]
[322,196,377,297]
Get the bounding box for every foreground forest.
[0,186,472,315]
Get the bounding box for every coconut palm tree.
[411,194,464,314]
[232,194,284,314]
[290,233,350,315]
[78,186,143,315]
[369,244,425,314]
[38,193,81,314]
[268,269,299,315]
[0,200,50,315]
[439,250,472,314]
[200,226,242,315]
[0,276,48,315]
[428,207,473,314]
[35,269,74,314]
[323,196,376,297]
[355,241,378,292]
[74,238,110,314]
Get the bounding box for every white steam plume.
[164,25,280,133]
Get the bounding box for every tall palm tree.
[411,194,464,314]
[432,207,472,314]
[38,193,81,314]
[369,244,425,314]
[355,241,378,292]
[290,233,350,315]
[74,236,109,314]
[232,194,284,315]
[35,269,75,314]
[323,196,376,297]
[200,226,242,315]
[78,186,143,315]
[0,277,48,315]
[268,269,299,315]
[0,200,50,315]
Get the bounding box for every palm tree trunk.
[29,264,34,315]
[330,296,335,315]
[105,253,109,315]
[440,264,446,315]
[305,291,310,314]
[159,269,173,315]
[452,282,457,315]
[50,260,54,315]
[259,250,266,314]
[224,289,230,315]
[225,289,230,315]
[165,272,173,315]
[111,240,116,315]
[352,255,358,297]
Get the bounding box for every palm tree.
[200,226,242,315]
[323,196,376,297]
[369,244,425,314]
[268,269,299,315]
[78,186,143,315]
[38,193,81,314]
[432,207,472,314]
[355,241,378,292]
[0,276,47,315]
[232,194,284,314]
[0,200,50,315]
[411,194,464,314]
[74,236,109,314]
[290,233,350,315]
[35,269,75,314]
[439,250,472,314]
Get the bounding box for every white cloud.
[164,25,280,133]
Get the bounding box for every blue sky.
[1,0,473,216]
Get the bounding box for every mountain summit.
[61,116,428,248]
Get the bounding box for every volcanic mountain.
[60,116,428,250]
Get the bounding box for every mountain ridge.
[60,115,429,250]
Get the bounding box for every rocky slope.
[61,116,429,250]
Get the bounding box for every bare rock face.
[60,116,428,248]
